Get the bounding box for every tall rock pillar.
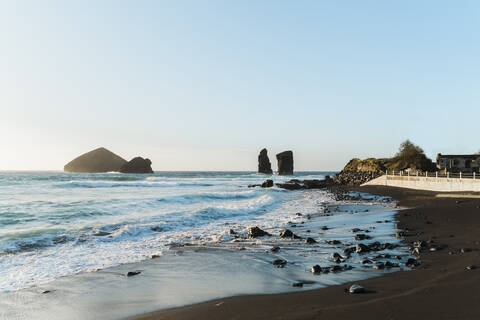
[258,148,273,174]
[276,151,293,175]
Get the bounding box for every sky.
[1,1,480,171]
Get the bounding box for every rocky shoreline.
[132,186,480,320]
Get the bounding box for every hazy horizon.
[2,1,480,171]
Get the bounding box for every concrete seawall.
[362,175,480,192]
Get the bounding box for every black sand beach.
[131,185,480,320]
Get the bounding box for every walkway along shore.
[363,171,480,192]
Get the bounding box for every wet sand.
[132,186,480,320]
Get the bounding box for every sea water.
[0,171,334,292]
[0,171,411,319]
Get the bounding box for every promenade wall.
[362,174,480,192]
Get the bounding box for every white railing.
[385,170,477,180]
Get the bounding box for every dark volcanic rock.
[64,147,127,173]
[258,148,273,174]
[276,151,294,175]
[272,259,287,267]
[311,265,322,274]
[406,258,420,267]
[261,179,274,188]
[275,182,303,190]
[355,243,371,253]
[280,229,301,239]
[348,284,365,294]
[274,179,332,190]
[305,237,317,244]
[127,271,141,277]
[355,234,371,241]
[333,170,381,186]
[120,157,153,174]
[248,226,270,238]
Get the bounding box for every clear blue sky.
[1,1,479,171]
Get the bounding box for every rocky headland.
[64,147,128,173]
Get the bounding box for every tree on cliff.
[390,140,435,171]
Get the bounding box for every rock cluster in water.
[64,147,154,174]
[258,148,273,174]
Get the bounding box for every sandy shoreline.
[131,186,480,320]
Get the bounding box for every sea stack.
[258,148,273,174]
[276,151,293,175]
[64,147,127,173]
[119,157,154,174]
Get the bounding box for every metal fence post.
[460,172,462,180]
[474,172,476,180]
[447,172,449,179]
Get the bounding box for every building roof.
[437,154,480,159]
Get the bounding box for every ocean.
[0,171,415,319]
[0,171,338,292]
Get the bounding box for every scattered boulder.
[280,229,301,239]
[120,157,153,174]
[94,231,111,237]
[292,282,303,287]
[326,240,342,245]
[373,263,385,270]
[261,179,274,188]
[276,151,294,175]
[127,271,141,277]
[248,226,270,238]
[332,253,343,264]
[355,234,371,240]
[355,244,371,253]
[64,147,127,173]
[272,259,287,267]
[406,258,420,267]
[311,265,322,274]
[258,148,273,174]
[270,246,280,253]
[305,237,317,244]
[348,284,365,294]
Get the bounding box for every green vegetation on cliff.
[335,140,436,186]
[342,140,436,174]
[343,140,436,173]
